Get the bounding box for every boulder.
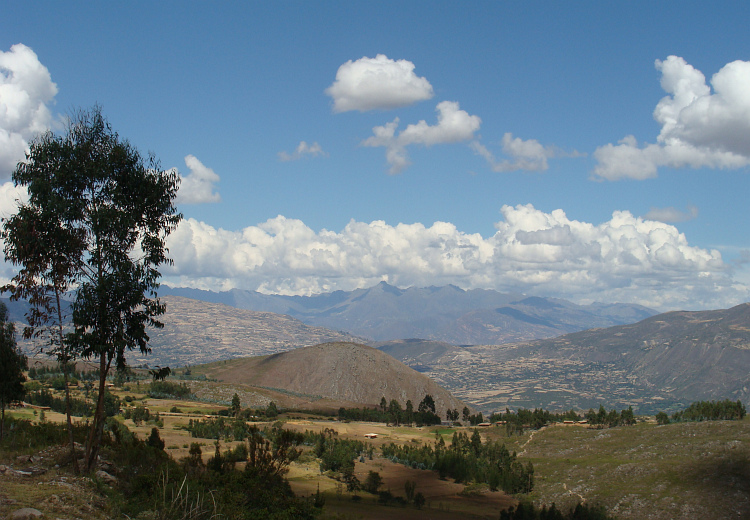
[8,508,44,519]
[95,469,117,485]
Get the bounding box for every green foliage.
[655,411,670,425]
[147,427,166,450]
[0,417,88,451]
[418,394,436,414]
[490,407,584,434]
[148,380,195,400]
[0,302,26,439]
[26,388,92,416]
[304,427,371,480]
[582,405,636,428]
[131,405,151,425]
[337,395,441,426]
[500,500,616,520]
[363,470,383,494]
[404,479,416,502]
[266,401,279,418]
[7,106,181,471]
[245,424,305,479]
[382,429,534,494]
[27,363,95,382]
[671,399,746,422]
[230,393,241,416]
[4,418,316,519]
[186,416,252,441]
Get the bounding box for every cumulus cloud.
[593,56,750,180]
[160,205,747,310]
[643,204,698,223]
[278,141,327,162]
[471,133,583,172]
[362,101,481,173]
[0,181,28,218]
[0,44,58,179]
[326,54,434,113]
[174,155,221,204]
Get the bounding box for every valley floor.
[3,391,750,519]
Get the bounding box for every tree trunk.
[57,287,79,474]
[85,354,109,472]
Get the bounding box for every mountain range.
[378,303,750,413]
[126,295,364,367]
[160,282,656,344]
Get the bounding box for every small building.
[364,433,378,439]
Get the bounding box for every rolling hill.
[192,341,469,416]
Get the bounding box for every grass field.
[3,384,749,519]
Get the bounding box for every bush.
[147,427,165,450]
[363,470,383,494]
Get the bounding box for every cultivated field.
[3,384,749,520]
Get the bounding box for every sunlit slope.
[195,341,469,416]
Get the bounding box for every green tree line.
[382,428,534,494]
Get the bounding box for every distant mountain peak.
[157,283,657,344]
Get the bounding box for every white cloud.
[471,133,583,172]
[362,101,481,173]
[278,141,327,162]
[643,204,698,223]
[174,155,221,205]
[593,56,750,180]
[160,205,747,310]
[0,44,58,179]
[0,181,28,218]
[326,54,434,113]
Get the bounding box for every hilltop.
[192,342,469,416]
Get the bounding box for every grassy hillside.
[4,391,748,520]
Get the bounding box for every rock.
[8,508,44,519]
[95,469,117,485]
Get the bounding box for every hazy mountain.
[379,303,750,413]
[192,341,469,416]
[126,295,365,367]
[161,282,656,344]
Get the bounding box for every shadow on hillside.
[679,452,750,516]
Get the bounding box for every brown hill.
[195,342,469,416]
[127,295,365,367]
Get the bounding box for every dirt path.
[563,483,586,503]
[517,426,547,456]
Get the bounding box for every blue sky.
[1,1,749,311]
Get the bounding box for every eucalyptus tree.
[2,132,84,469]
[4,106,181,471]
